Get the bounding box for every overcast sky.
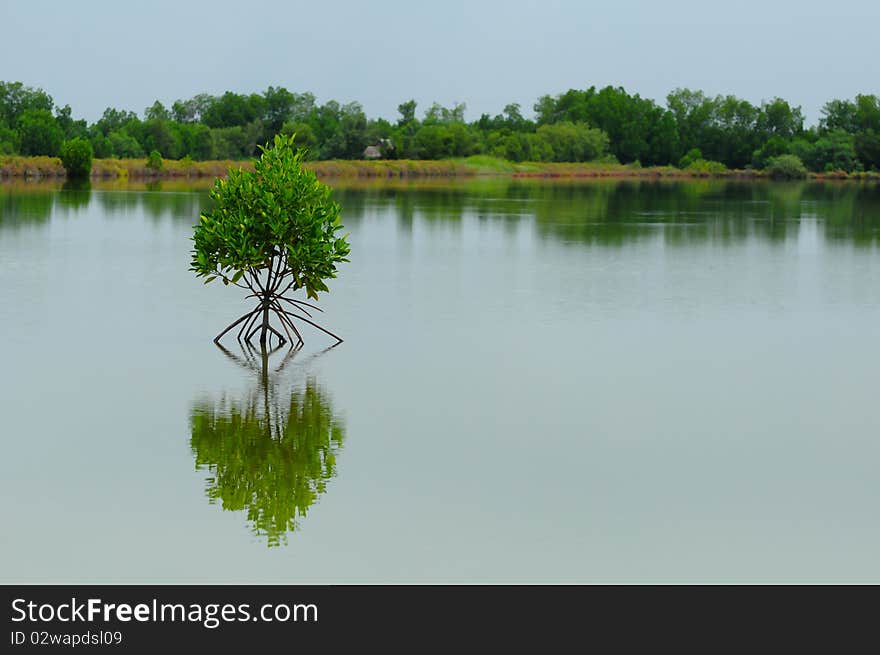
[2,0,877,125]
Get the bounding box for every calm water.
[2,178,879,582]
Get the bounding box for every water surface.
[1,178,879,582]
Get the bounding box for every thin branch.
[284,308,344,344]
[276,295,324,313]
[248,268,266,294]
[275,296,313,318]
[238,303,263,342]
[266,324,287,344]
[269,301,304,345]
[214,308,261,344]
[269,305,295,345]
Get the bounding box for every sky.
[1,0,878,126]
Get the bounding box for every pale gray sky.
[1,0,877,125]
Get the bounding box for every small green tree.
[146,149,163,171]
[191,133,350,346]
[59,137,93,179]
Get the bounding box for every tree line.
[1,81,878,172]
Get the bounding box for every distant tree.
[413,124,452,159]
[533,94,560,125]
[0,119,19,154]
[820,99,858,133]
[108,130,144,158]
[757,98,804,139]
[172,93,214,123]
[88,131,112,158]
[853,94,880,132]
[59,137,94,178]
[423,101,466,125]
[535,122,608,162]
[0,81,53,126]
[202,91,264,129]
[172,99,197,123]
[144,100,171,121]
[280,121,319,156]
[178,123,214,160]
[141,118,182,159]
[667,88,716,157]
[262,85,296,134]
[855,129,880,170]
[17,108,63,156]
[55,104,87,139]
[338,102,368,158]
[807,130,860,171]
[751,136,790,169]
[146,149,163,171]
[95,107,140,136]
[397,99,417,126]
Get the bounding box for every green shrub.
[59,137,94,179]
[146,149,163,171]
[678,148,702,169]
[686,158,727,175]
[766,154,807,179]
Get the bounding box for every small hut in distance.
[363,138,394,159]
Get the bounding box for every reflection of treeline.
[4,179,879,245]
[337,180,880,246]
[190,379,345,547]
[0,184,213,227]
[2,80,879,172]
[0,181,94,228]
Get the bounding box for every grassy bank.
[1,154,878,182]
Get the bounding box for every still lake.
[1,178,879,582]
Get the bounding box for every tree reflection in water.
[190,344,345,546]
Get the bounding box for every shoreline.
[1,155,878,183]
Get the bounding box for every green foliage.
[535,86,675,164]
[806,130,860,172]
[685,158,727,175]
[855,129,880,170]
[535,122,608,162]
[191,379,345,546]
[144,100,171,121]
[678,148,702,168]
[0,81,53,127]
[2,79,880,172]
[17,108,63,156]
[146,149,163,170]
[0,119,19,154]
[458,155,516,173]
[59,137,93,178]
[142,118,182,159]
[766,154,807,179]
[280,121,319,156]
[55,104,87,140]
[191,133,350,301]
[108,130,144,158]
[413,122,482,159]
